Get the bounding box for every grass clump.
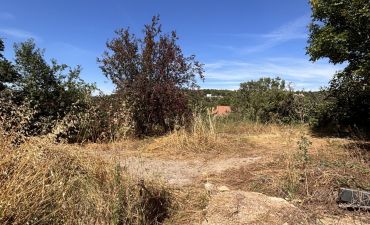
[145,113,222,154]
[0,134,172,225]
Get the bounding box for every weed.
[297,135,312,167]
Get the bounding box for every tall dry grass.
[208,121,370,218]
[144,112,304,155]
[0,132,172,225]
[225,133,370,214]
[145,112,223,154]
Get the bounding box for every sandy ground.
[120,156,261,187]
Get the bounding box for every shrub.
[233,77,323,124]
[0,90,37,144]
[53,94,133,143]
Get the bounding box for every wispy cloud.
[261,15,309,40]
[203,57,344,90]
[0,28,41,41]
[213,15,310,54]
[52,42,95,56]
[0,12,15,20]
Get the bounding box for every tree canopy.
[0,39,94,137]
[0,39,18,91]
[307,0,370,133]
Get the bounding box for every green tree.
[236,77,295,123]
[2,39,94,135]
[307,0,370,133]
[0,38,18,91]
[98,16,204,136]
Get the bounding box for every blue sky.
[0,0,343,92]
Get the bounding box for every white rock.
[217,185,230,192]
[204,182,215,192]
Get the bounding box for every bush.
[53,94,133,143]
[0,90,37,144]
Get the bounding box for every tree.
[235,77,298,123]
[1,39,94,136]
[98,16,204,136]
[0,38,18,91]
[307,0,370,133]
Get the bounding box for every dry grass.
[0,133,173,225]
[84,117,369,223]
[216,119,297,136]
[215,128,370,218]
[140,115,298,158]
[1,114,369,224]
[139,115,369,222]
[163,187,209,225]
[143,113,224,156]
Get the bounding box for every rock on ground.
[202,190,307,225]
[318,216,370,225]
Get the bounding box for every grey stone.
[338,188,370,209]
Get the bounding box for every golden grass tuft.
[145,113,224,154]
[0,133,173,225]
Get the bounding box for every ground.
[85,122,370,225]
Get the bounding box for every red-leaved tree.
[98,16,204,136]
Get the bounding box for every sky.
[0,0,344,92]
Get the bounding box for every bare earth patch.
[121,156,261,187]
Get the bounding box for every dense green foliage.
[14,40,95,135]
[235,77,292,123]
[0,39,18,91]
[233,77,320,124]
[307,0,370,134]
[0,39,94,140]
[186,77,323,125]
[99,16,204,136]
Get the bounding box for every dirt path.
[120,156,261,187]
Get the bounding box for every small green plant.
[112,163,126,225]
[296,135,312,196]
[297,135,312,167]
[282,135,312,200]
